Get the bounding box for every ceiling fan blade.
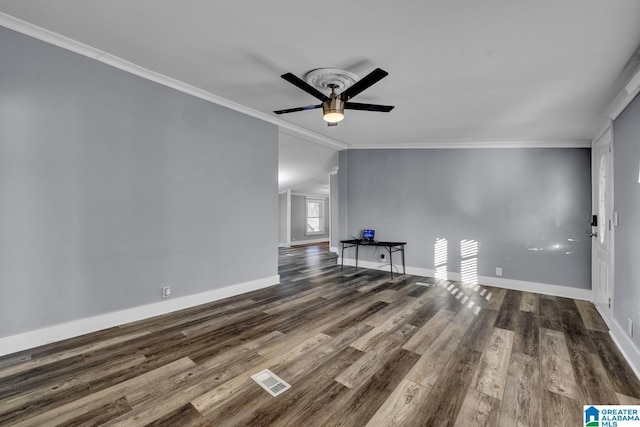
[281,73,329,101]
[344,102,394,112]
[340,68,389,101]
[274,104,322,114]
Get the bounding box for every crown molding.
[0,13,349,151]
[626,66,640,95]
[605,83,640,120]
[279,127,348,150]
[347,139,592,150]
[605,63,640,120]
[1,12,617,152]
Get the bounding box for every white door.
[592,127,613,318]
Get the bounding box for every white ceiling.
[1,1,640,194]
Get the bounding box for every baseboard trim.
[0,275,280,357]
[291,238,329,245]
[594,304,640,381]
[476,275,592,301]
[339,258,592,301]
[278,243,290,248]
[610,323,640,380]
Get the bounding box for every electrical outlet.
[628,319,633,338]
[380,254,386,261]
[496,267,503,277]
[162,286,171,298]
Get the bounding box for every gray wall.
[0,27,278,337]
[278,192,288,246]
[338,148,592,289]
[338,151,349,247]
[613,93,640,351]
[330,173,339,250]
[291,195,329,243]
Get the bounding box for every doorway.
[592,127,614,321]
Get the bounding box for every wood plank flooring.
[1,244,639,426]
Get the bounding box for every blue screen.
[362,229,375,240]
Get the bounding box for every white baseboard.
[476,275,592,301]
[339,258,592,301]
[291,238,329,245]
[594,305,640,381]
[278,243,290,248]
[0,275,280,357]
[610,322,640,380]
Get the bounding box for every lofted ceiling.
[1,1,640,194]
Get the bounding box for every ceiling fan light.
[322,97,344,123]
[323,111,344,123]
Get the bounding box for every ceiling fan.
[274,68,394,126]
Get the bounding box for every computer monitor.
[362,229,375,242]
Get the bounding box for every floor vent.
[416,281,436,287]
[251,369,291,397]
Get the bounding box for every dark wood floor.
[1,244,639,426]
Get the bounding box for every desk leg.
[341,243,344,271]
[389,246,393,278]
[402,245,406,275]
[355,244,359,270]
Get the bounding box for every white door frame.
[591,125,614,321]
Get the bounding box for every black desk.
[340,239,407,278]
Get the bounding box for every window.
[305,198,324,235]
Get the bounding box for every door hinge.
[609,219,612,230]
[609,297,611,308]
